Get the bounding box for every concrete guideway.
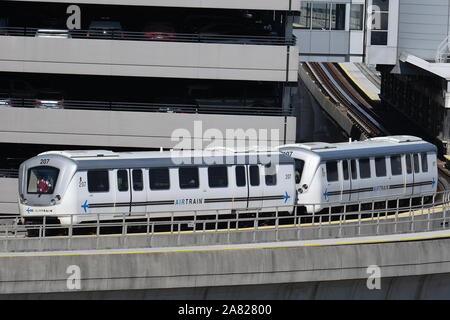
[2,229,450,297]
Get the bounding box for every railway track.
[304,62,386,138]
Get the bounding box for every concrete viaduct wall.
[2,231,450,298]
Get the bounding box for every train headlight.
[20,194,27,204]
[302,184,309,190]
[55,195,61,201]
[50,199,56,206]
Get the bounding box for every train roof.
[279,136,436,161]
[37,149,293,170]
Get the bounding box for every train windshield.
[27,166,60,194]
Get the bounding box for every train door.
[412,153,425,195]
[404,154,414,196]
[85,169,115,217]
[205,165,234,213]
[324,160,340,204]
[114,169,131,216]
[349,159,359,202]
[130,169,147,216]
[247,164,263,210]
[340,160,351,202]
[232,165,249,212]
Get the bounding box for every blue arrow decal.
[26,207,32,214]
[432,178,436,187]
[81,200,89,213]
[323,189,329,200]
[283,191,291,203]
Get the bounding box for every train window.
[235,166,246,187]
[179,167,199,189]
[27,166,60,194]
[406,154,412,174]
[149,168,170,190]
[132,170,144,191]
[88,170,109,193]
[359,158,371,179]
[117,170,128,192]
[326,161,338,182]
[390,155,402,176]
[351,160,357,179]
[342,160,349,181]
[250,165,260,186]
[375,157,386,177]
[295,159,305,184]
[413,154,420,173]
[265,163,277,186]
[208,166,228,188]
[421,153,428,172]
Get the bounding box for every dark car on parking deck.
[142,22,176,40]
[87,20,124,39]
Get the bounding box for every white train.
[277,135,438,213]
[18,135,438,228]
[18,149,296,226]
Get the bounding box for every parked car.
[35,89,65,109]
[35,29,71,38]
[0,90,13,107]
[142,22,176,40]
[87,20,124,38]
[0,78,37,107]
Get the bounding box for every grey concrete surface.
[1,229,450,296]
[0,108,296,149]
[0,178,18,215]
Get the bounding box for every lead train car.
[278,136,438,213]
[18,150,296,225]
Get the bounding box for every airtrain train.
[18,136,438,227]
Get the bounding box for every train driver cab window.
[390,155,402,176]
[375,157,387,177]
[149,168,170,190]
[117,170,128,192]
[265,163,277,186]
[295,159,305,184]
[326,161,338,182]
[421,153,428,172]
[235,166,246,187]
[249,165,260,186]
[132,169,144,191]
[359,158,371,179]
[88,170,109,193]
[208,166,228,188]
[179,167,199,189]
[27,166,60,194]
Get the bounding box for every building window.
[350,4,364,30]
[88,170,109,193]
[299,2,312,29]
[179,167,199,189]
[208,166,228,188]
[312,3,330,30]
[326,161,338,182]
[331,4,346,30]
[371,0,389,45]
[117,170,128,192]
[149,168,170,190]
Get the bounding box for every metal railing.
[0,169,18,178]
[1,190,449,247]
[2,98,293,117]
[0,27,296,46]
